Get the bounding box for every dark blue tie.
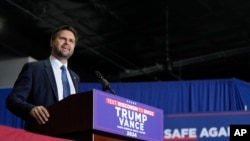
[61,65,70,98]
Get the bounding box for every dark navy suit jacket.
[6,58,80,130]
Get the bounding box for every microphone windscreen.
[94,71,103,79]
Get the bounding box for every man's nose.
[64,39,69,44]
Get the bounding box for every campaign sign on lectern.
[92,89,163,141]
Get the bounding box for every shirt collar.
[50,55,68,69]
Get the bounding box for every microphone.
[94,71,116,95]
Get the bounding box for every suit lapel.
[69,70,79,93]
[44,59,59,101]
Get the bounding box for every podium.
[32,89,163,141]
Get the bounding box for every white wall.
[0,57,37,88]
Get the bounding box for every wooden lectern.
[32,89,163,141]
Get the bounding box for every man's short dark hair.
[51,25,78,43]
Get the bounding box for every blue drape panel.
[0,88,23,128]
[81,78,247,114]
[233,78,250,110]
[1,77,249,128]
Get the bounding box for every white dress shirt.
[49,55,76,101]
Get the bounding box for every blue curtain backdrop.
[0,88,24,128]
[1,77,250,128]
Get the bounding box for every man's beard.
[52,46,73,59]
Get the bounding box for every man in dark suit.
[6,25,80,131]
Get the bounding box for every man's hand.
[30,106,50,124]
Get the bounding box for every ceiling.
[1,0,250,83]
